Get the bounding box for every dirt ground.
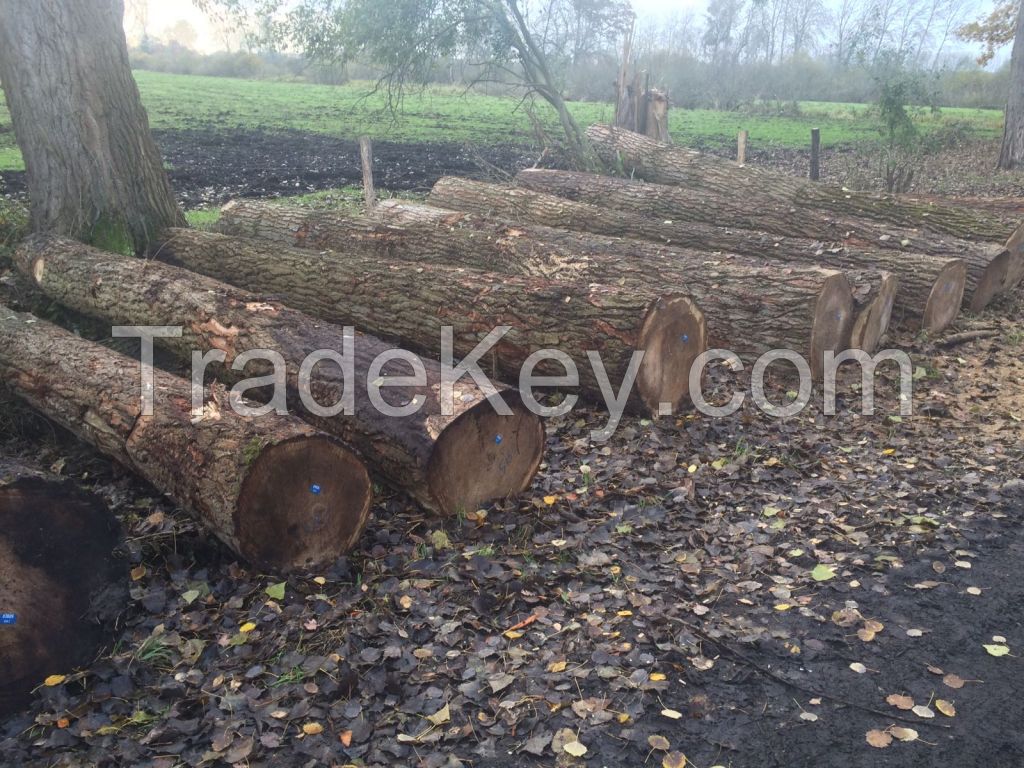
[0,246,1022,766]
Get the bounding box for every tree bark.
[513,168,1007,312]
[154,228,707,417]
[0,302,373,572]
[0,0,184,252]
[584,124,1023,245]
[215,200,855,377]
[14,236,544,517]
[999,2,1024,171]
[0,463,126,717]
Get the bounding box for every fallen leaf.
[301,722,323,736]
[912,705,935,719]
[799,712,818,722]
[181,589,200,605]
[811,564,836,582]
[662,752,687,768]
[661,708,683,720]
[649,672,667,681]
[966,587,982,596]
[891,727,919,742]
[563,740,587,757]
[866,729,892,748]
[43,675,65,687]
[543,495,557,506]
[906,629,924,638]
[857,628,877,642]
[265,582,286,601]
[849,662,868,674]
[339,730,352,747]
[130,565,146,581]
[239,622,257,633]
[984,644,1011,657]
[935,700,956,717]
[886,694,915,710]
[648,734,670,751]
[548,661,567,673]
[943,674,965,689]
[427,704,451,726]
[56,718,70,729]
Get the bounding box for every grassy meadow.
[0,70,1007,172]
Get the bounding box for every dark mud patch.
[1,129,555,208]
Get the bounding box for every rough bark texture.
[14,236,543,517]
[0,464,126,717]
[156,228,707,417]
[585,124,1021,244]
[0,302,373,571]
[848,270,898,353]
[216,200,854,377]
[513,168,1008,311]
[1000,3,1024,171]
[0,0,184,252]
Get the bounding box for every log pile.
[0,301,373,572]
[13,236,545,519]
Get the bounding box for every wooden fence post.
[810,128,820,181]
[737,129,748,166]
[359,135,376,211]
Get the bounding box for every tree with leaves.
[202,0,631,167]
[0,0,184,252]
[959,1,1024,168]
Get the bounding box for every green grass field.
[0,70,1006,172]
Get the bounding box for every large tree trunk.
[155,228,707,418]
[0,463,126,717]
[513,168,1010,312]
[428,176,967,329]
[14,236,544,517]
[215,200,856,377]
[0,0,184,252]
[584,125,1023,246]
[0,303,373,572]
[999,2,1024,171]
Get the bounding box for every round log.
[0,304,373,571]
[511,169,999,312]
[0,466,125,717]
[13,236,544,517]
[155,228,707,417]
[215,200,854,377]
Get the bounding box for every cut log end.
[0,476,125,717]
[427,397,544,517]
[922,261,968,332]
[967,248,1011,313]
[236,435,373,571]
[810,274,855,377]
[851,273,897,354]
[635,294,707,414]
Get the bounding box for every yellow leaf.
[313,576,327,585]
[935,699,956,717]
[504,630,524,639]
[548,660,567,673]
[130,565,146,581]
[661,708,683,720]
[239,622,257,633]
[662,751,688,768]
[774,603,792,611]
[399,595,413,610]
[563,740,587,757]
[43,675,65,687]
[617,610,633,617]
[984,643,1011,656]
[648,734,670,750]
[302,722,324,736]
[649,672,667,681]
[543,495,557,506]
[427,704,451,726]
[882,448,896,456]
[891,727,918,742]
[56,718,70,729]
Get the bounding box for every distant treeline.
[129,38,1010,111]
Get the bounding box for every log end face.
[236,435,373,572]
[635,294,708,415]
[426,396,545,517]
[922,261,967,332]
[968,250,1008,313]
[810,274,855,379]
[850,273,897,354]
[0,477,125,717]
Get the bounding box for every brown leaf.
[886,694,915,711]
[943,673,965,689]
[662,751,688,768]
[866,729,893,748]
[648,734,670,751]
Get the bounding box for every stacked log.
[215,200,857,376]
[512,169,1004,313]
[0,303,373,571]
[13,236,545,518]
[428,176,965,331]
[0,464,126,716]
[584,124,1024,247]
[154,228,708,418]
